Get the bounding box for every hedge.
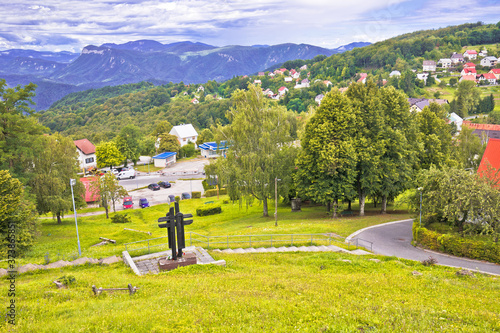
[204,188,227,197]
[196,204,222,217]
[192,191,201,199]
[413,222,500,264]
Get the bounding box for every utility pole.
[70,179,82,257]
[275,178,281,227]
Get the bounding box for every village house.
[292,72,300,79]
[479,49,488,58]
[477,138,500,185]
[169,124,198,147]
[463,62,476,69]
[191,98,199,104]
[482,73,497,85]
[300,65,308,71]
[315,94,324,105]
[357,73,368,84]
[262,88,274,97]
[152,152,177,168]
[278,86,288,97]
[463,121,500,144]
[461,68,477,76]
[268,72,275,77]
[389,70,401,77]
[258,72,265,76]
[451,53,464,64]
[199,141,229,159]
[463,50,478,60]
[448,112,463,132]
[480,56,498,67]
[253,79,261,84]
[284,76,293,82]
[416,73,428,83]
[459,75,477,83]
[408,98,449,112]
[197,85,204,92]
[437,59,452,68]
[422,60,436,71]
[489,68,500,80]
[323,80,332,87]
[74,139,97,173]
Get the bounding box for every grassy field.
[2,197,500,332]
[7,197,411,266]
[2,251,499,332]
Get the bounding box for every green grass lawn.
[2,251,499,332]
[11,196,411,266]
[5,197,500,332]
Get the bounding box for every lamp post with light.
[418,187,423,228]
[70,179,82,256]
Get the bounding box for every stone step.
[308,246,321,252]
[297,246,311,252]
[266,247,278,253]
[233,248,246,254]
[221,248,234,254]
[255,247,267,253]
[327,245,349,252]
[276,246,292,252]
[245,248,257,253]
[350,249,371,255]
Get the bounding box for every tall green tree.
[196,128,214,146]
[0,170,38,256]
[347,81,386,216]
[212,84,297,217]
[454,125,485,170]
[295,90,357,217]
[158,133,181,154]
[29,133,85,224]
[152,120,173,139]
[454,80,481,117]
[377,86,419,213]
[90,173,128,219]
[0,80,46,182]
[96,141,125,169]
[115,124,143,166]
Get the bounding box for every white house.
[389,70,401,77]
[480,56,498,67]
[479,50,488,57]
[463,62,476,69]
[170,124,198,147]
[416,73,428,84]
[463,50,477,60]
[483,73,497,85]
[357,73,368,84]
[199,141,228,158]
[278,86,288,96]
[437,59,452,68]
[74,139,97,172]
[197,86,204,92]
[315,94,324,105]
[152,152,177,168]
[461,68,477,76]
[422,60,436,71]
[191,98,199,104]
[284,76,293,82]
[254,79,262,84]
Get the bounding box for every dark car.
[158,181,171,188]
[181,192,191,200]
[122,196,133,209]
[148,183,160,191]
[139,198,150,208]
[168,195,176,203]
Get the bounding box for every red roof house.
[464,62,476,68]
[477,138,500,185]
[79,177,100,203]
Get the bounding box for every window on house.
[85,157,94,164]
[183,138,186,141]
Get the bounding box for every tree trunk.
[326,202,331,212]
[381,195,387,214]
[359,191,366,217]
[332,199,338,219]
[348,200,352,211]
[262,197,269,217]
[105,205,109,219]
[56,213,62,224]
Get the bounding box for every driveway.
[347,219,500,275]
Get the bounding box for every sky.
[0,0,499,53]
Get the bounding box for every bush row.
[204,188,227,197]
[192,191,201,199]
[196,204,222,216]
[413,222,500,264]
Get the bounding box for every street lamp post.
[418,187,423,228]
[275,178,281,227]
[70,179,82,257]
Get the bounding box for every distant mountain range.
[0,40,370,110]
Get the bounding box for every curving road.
[347,219,500,275]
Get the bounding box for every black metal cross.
[158,202,193,260]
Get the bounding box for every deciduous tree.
[96,141,125,169]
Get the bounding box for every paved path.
[347,219,500,275]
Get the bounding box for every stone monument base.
[158,252,197,271]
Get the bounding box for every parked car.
[148,183,160,191]
[117,169,136,180]
[168,195,176,203]
[139,198,150,208]
[181,192,191,200]
[123,196,133,209]
[158,181,171,188]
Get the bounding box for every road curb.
[345,219,414,244]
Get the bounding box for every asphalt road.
[348,219,500,275]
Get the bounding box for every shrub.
[205,188,227,197]
[202,180,216,191]
[175,196,180,203]
[223,199,229,204]
[111,213,131,223]
[192,191,201,199]
[57,275,76,286]
[414,222,500,264]
[196,204,222,216]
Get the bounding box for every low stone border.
[0,255,123,277]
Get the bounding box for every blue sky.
[0,0,499,52]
